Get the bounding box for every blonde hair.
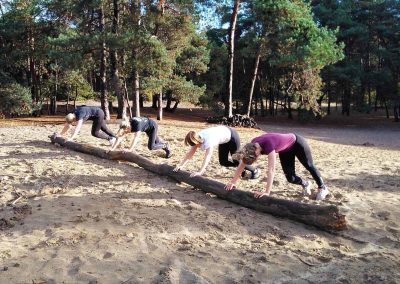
[119,120,130,129]
[65,113,76,123]
[233,143,259,165]
[184,131,203,146]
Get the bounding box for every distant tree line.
[0,0,399,122]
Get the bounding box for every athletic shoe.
[250,168,260,179]
[316,185,329,200]
[109,137,116,146]
[164,143,171,158]
[302,180,312,196]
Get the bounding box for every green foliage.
[0,83,34,116]
[312,0,400,115]
[165,75,206,104]
[198,42,227,108]
[254,0,344,70]
[175,34,210,76]
[1,0,397,121]
[200,0,343,117]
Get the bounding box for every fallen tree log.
[49,135,346,231]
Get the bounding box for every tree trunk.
[259,83,265,117]
[111,0,127,119]
[50,96,57,115]
[384,100,389,119]
[394,105,399,122]
[74,85,78,109]
[327,81,331,115]
[66,90,70,114]
[157,89,163,120]
[342,85,350,116]
[225,0,240,117]
[29,24,38,103]
[171,100,179,112]
[165,95,172,110]
[123,79,132,118]
[374,92,378,112]
[99,6,110,120]
[152,94,158,108]
[53,61,58,115]
[131,0,141,117]
[133,71,140,117]
[49,135,347,232]
[246,49,261,116]
[287,96,293,119]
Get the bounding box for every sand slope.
[0,119,399,283]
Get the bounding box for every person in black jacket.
[109,117,171,158]
[58,106,116,145]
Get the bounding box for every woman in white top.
[173,125,259,178]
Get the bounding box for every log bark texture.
[49,135,346,231]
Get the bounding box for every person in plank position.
[109,117,171,158]
[173,125,259,178]
[58,106,116,145]
[224,132,329,200]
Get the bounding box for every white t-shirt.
[198,126,231,150]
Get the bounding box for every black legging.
[279,134,324,187]
[90,110,115,140]
[218,128,255,173]
[146,123,165,150]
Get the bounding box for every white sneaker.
[109,137,116,146]
[302,180,311,196]
[316,185,329,200]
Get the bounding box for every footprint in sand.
[68,256,83,276]
[45,228,53,237]
[157,263,209,284]
[103,252,114,259]
[385,226,400,238]
[371,211,391,221]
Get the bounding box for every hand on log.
[49,136,347,231]
[253,189,270,198]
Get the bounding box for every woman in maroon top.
[224,133,329,200]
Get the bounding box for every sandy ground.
[0,112,400,283]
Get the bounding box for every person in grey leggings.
[58,106,116,145]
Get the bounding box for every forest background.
[0,0,399,123]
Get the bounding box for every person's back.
[251,133,296,155]
[74,106,101,121]
[198,126,231,150]
[129,117,153,133]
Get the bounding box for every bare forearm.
[110,137,122,151]
[265,152,276,193]
[198,149,212,174]
[265,171,275,193]
[230,162,246,185]
[128,132,140,151]
[178,147,197,168]
[69,120,83,140]
[59,123,70,136]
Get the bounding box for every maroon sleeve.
[252,135,274,155]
